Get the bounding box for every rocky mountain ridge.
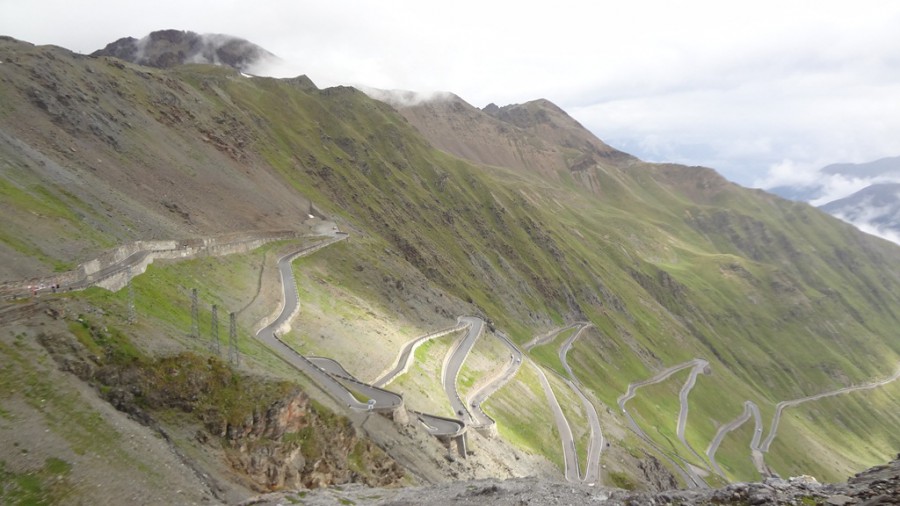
[92,29,277,72]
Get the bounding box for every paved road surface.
[675,360,712,472]
[558,323,604,485]
[533,361,580,482]
[466,330,523,427]
[705,400,760,477]
[441,316,484,424]
[307,356,405,410]
[255,232,389,411]
[411,411,466,437]
[760,365,900,452]
[617,359,709,489]
[254,232,472,439]
[373,319,471,387]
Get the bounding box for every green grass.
[608,470,637,490]
[456,330,512,398]
[764,378,900,481]
[0,457,73,506]
[388,333,461,417]
[0,338,124,457]
[528,327,575,377]
[74,238,320,378]
[710,410,761,482]
[484,361,564,471]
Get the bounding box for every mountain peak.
[482,98,574,129]
[91,29,276,72]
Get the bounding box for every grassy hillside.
[2,36,899,487]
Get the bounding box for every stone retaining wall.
[2,230,301,299]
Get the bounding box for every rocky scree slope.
[1,35,900,488]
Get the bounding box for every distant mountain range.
[767,156,900,243]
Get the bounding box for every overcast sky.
[3,0,899,190]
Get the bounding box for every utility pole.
[228,311,240,366]
[190,288,199,340]
[210,304,220,356]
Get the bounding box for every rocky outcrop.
[36,324,404,493]
[92,30,277,72]
[219,391,404,491]
[242,456,900,505]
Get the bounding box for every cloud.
[833,208,900,246]
[358,88,454,107]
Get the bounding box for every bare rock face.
[216,389,404,492]
[92,29,277,72]
[637,454,679,491]
[35,323,404,494]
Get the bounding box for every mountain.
[381,91,634,181]
[822,155,900,178]
[2,35,900,503]
[91,29,277,72]
[767,156,900,202]
[766,156,900,243]
[820,183,900,241]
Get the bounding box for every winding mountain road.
[254,231,404,411]
[557,323,604,485]
[705,401,763,477]
[760,366,900,453]
[533,361,581,482]
[617,359,710,489]
[441,316,485,424]
[252,227,471,439]
[466,330,524,427]
[675,360,712,473]
[373,319,471,388]
[34,219,900,483]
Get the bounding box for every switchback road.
[675,360,712,473]
[705,400,762,477]
[441,316,484,424]
[760,365,900,453]
[253,228,466,437]
[373,318,471,387]
[617,359,709,489]
[557,323,603,485]
[466,330,523,428]
[533,361,580,482]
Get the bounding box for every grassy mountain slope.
[2,35,899,492]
